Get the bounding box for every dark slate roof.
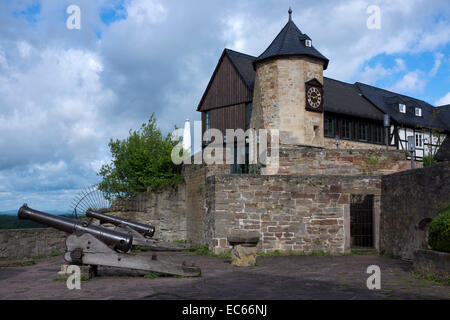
[255,20,329,70]
[436,105,450,130]
[356,82,450,131]
[225,49,256,90]
[323,78,385,121]
[435,136,450,162]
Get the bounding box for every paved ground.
[0,251,448,300]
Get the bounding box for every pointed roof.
[255,11,329,69]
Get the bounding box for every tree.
[97,114,183,199]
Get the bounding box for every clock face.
[307,87,322,109]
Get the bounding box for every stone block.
[231,245,258,267]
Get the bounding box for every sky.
[0,0,449,212]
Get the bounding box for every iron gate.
[350,194,374,248]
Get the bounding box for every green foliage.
[193,245,231,258]
[428,208,450,253]
[410,270,450,285]
[359,155,386,175]
[97,114,184,199]
[422,154,437,167]
[144,272,160,279]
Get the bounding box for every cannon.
[86,209,189,251]
[18,204,200,277]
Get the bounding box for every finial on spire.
[288,7,292,21]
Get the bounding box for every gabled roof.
[436,105,450,129]
[196,49,255,111]
[435,136,450,162]
[255,19,329,69]
[323,78,384,121]
[356,82,450,131]
[225,49,256,90]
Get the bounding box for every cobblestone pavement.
[0,251,448,300]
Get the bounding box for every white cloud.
[390,71,427,93]
[17,41,31,58]
[429,52,444,77]
[125,0,167,24]
[435,92,450,106]
[359,58,407,84]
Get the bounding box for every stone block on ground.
[227,230,260,267]
[231,245,258,267]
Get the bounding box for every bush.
[422,155,437,167]
[98,114,183,199]
[428,208,450,253]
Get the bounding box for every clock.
[305,79,324,113]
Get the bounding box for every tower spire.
[288,7,292,22]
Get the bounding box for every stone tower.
[250,9,329,147]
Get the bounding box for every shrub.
[428,208,450,253]
[422,155,437,167]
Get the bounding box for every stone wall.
[183,163,230,246]
[110,183,187,242]
[276,147,414,175]
[0,228,66,259]
[324,137,398,151]
[251,56,325,147]
[206,174,381,254]
[380,162,450,260]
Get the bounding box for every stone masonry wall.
[380,162,450,260]
[110,183,187,242]
[251,57,325,147]
[324,137,398,151]
[0,228,67,259]
[276,147,414,175]
[206,174,381,254]
[183,163,230,246]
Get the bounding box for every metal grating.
[350,194,374,248]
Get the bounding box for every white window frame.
[415,107,422,117]
[399,104,406,113]
[305,39,312,47]
[415,133,423,148]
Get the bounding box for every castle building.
[197,9,450,170]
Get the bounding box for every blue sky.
[0,0,449,212]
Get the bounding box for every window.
[415,108,422,117]
[205,111,211,131]
[374,125,384,144]
[245,103,253,130]
[399,104,406,113]
[342,119,352,139]
[204,111,211,144]
[305,39,312,47]
[359,122,368,141]
[324,116,335,138]
[415,133,423,148]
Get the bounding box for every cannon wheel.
[71,186,113,219]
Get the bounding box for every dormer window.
[399,104,406,113]
[305,39,312,47]
[415,107,422,117]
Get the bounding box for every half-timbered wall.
[396,126,446,160]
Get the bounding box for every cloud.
[358,58,407,84]
[390,71,427,93]
[436,92,450,106]
[429,52,444,77]
[1,0,450,210]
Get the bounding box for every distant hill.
[0,212,76,230]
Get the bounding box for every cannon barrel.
[18,204,133,252]
[86,209,155,238]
